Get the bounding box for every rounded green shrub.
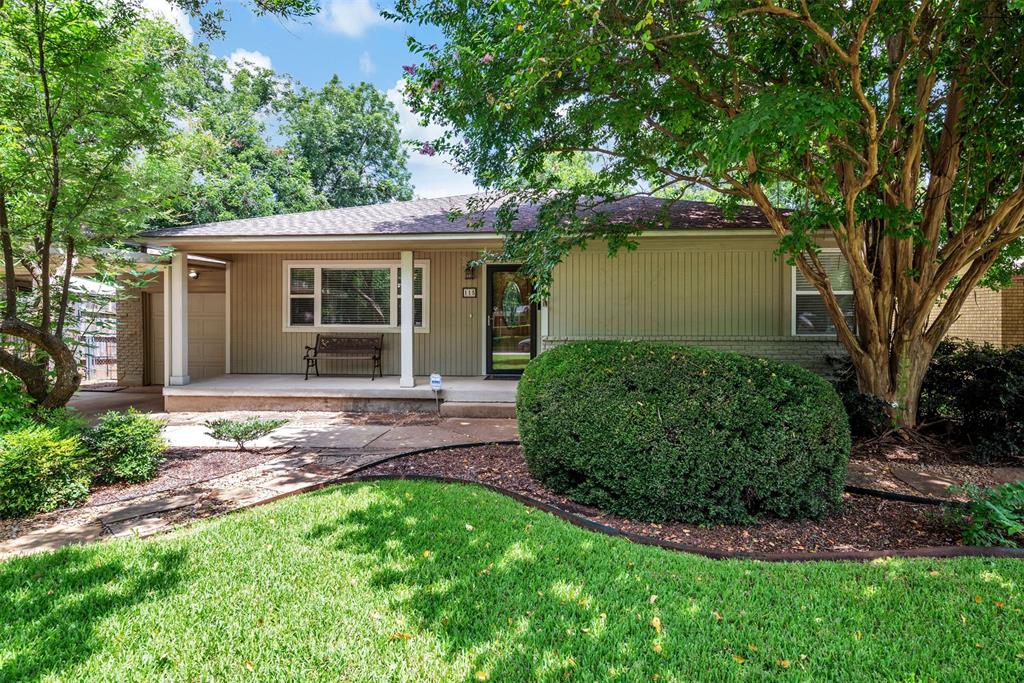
[88,409,167,483]
[0,426,90,518]
[516,341,851,524]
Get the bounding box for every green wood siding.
[547,236,788,341]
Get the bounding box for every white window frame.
[791,248,854,337]
[283,260,430,333]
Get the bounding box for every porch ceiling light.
[188,269,199,279]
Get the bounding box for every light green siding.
[545,235,843,372]
[547,236,788,340]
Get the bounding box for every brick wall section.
[542,337,846,376]
[116,285,146,386]
[1003,277,1024,347]
[939,287,1004,346]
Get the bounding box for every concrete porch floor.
[162,374,519,413]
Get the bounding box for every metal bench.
[303,334,383,380]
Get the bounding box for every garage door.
[149,293,226,383]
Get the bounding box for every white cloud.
[320,0,385,37]
[358,51,375,75]
[223,48,273,90]
[140,0,194,41]
[386,79,478,198]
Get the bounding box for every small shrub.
[204,417,286,450]
[950,482,1024,548]
[0,371,35,435]
[88,409,167,484]
[0,426,90,518]
[517,341,851,525]
[0,372,85,438]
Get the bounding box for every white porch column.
[224,261,232,374]
[167,251,190,386]
[399,250,415,387]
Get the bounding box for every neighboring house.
[1,276,117,384]
[116,194,1023,412]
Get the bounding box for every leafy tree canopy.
[1,0,188,406]
[155,51,328,226]
[157,56,413,226]
[393,0,1024,428]
[282,76,414,207]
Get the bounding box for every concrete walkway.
[0,417,518,560]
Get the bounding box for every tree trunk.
[0,321,82,409]
[853,333,937,431]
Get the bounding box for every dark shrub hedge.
[921,340,1024,462]
[517,342,851,524]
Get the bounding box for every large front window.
[793,250,855,336]
[284,261,428,332]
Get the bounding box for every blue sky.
[142,0,477,199]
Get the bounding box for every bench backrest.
[315,334,383,354]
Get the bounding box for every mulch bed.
[849,434,1024,499]
[0,447,289,542]
[86,446,291,507]
[360,444,962,554]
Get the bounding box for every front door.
[486,265,537,376]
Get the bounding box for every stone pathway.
[0,417,517,560]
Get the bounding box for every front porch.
[162,374,518,414]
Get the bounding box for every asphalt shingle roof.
[140,194,772,239]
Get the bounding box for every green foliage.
[921,340,1024,462]
[0,426,89,518]
[204,417,286,450]
[157,56,328,226]
[517,342,851,524]
[282,76,413,207]
[951,482,1024,548]
[0,0,189,407]
[87,409,167,484]
[157,56,412,228]
[0,371,85,437]
[0,371,35,434]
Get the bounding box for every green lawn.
[2,481,1023,681]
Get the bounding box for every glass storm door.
[486,266,537,376]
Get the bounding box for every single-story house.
[116,194,1023,413]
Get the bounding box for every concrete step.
[440,401,516,418]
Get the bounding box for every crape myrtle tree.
[157,51,330,226]
[392,0,1024,430]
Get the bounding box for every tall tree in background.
[0,0,185,407]
[282,76,413,207]
[394,0,1024,430]
[158,51,328,225]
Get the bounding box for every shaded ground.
[86,447,291,507]
[849,435,1024,500]
[362,444,962,553]
[0,447,289,542]
[68,387,164,423]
